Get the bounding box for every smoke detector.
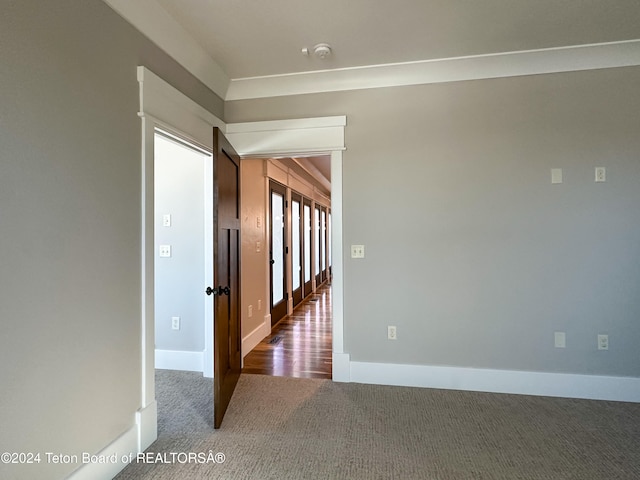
[313,43,332,59]
[302,43,332,59]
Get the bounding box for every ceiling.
[105,0,640,193]
[155,0,640,79]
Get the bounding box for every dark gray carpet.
[114,370,640,479]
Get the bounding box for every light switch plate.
[554,331,566,348]
[162,214,171,227]
[351,245,365,258]
[595,167,606,183]
[551,168,563,184]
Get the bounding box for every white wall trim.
[332,353,351,383]
[67,401,157,479]
[155,349,204,372]
[242,317,271,358]
[67,423,138,480]
[136,401,157,453]
[104,0,230,98]
[226,40,640,100]
[350,361,640,403]
[137,67,224,145]
[226,116,346,156]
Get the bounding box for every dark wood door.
[303,198,313,298]
[211,127,241,429]
[269,181,288,325]
[314,205,322,287]
[291,192,303,307]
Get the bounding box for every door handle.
[270,259,275,265]
[205,286,230,296]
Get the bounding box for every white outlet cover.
[551,168,563,184]
[162,214,171,227]
[159,245,172,257]
[554,331,566,348]
[351,244,365,258]
[598,334,609,350]
[595,167,606,182]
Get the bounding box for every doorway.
[153,130,212,373]
[138,66,348,449]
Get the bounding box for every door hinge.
[285,246,289,254]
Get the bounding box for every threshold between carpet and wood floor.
[114,370,640,480]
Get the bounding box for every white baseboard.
[155,349,203,372]
[67,424,138,480]
[137,401,157,452]
[68,402,159,480]
[243,315,271,357]
[332,353,351,382]
[349,361,640,403]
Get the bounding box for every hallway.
[242,284,332,379]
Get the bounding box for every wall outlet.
[159,245,172,258]
[598,334,609,350]
[171,316,180,330]
[162,214,172,227]
[595,167,606,183]
[554,331,566,348]
[387,326,397,340]
[351,245,365,258]
[248,305,253,318]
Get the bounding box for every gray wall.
[0,1,223,479]
[226,67,640,377]
[154,135,206,352]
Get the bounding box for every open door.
[206,127,242,429]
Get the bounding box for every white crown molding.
[104,0,640,101]
[103,0,230,99]
[226,40,640,100]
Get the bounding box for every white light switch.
[598,334,609,350]
[162,214,172,227]
[554,331,566,348]
[551,168,563,184]
[159,245,172,258]
[351,245,365,258]
[171,316,180,330]
[256,241,261,253]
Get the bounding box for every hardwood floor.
[242,283,332,379]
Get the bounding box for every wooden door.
[291,192,303,307]
[269,181,288,325]
[303,198,313,298]
[314,205,322,287]
[208,127,241,429]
